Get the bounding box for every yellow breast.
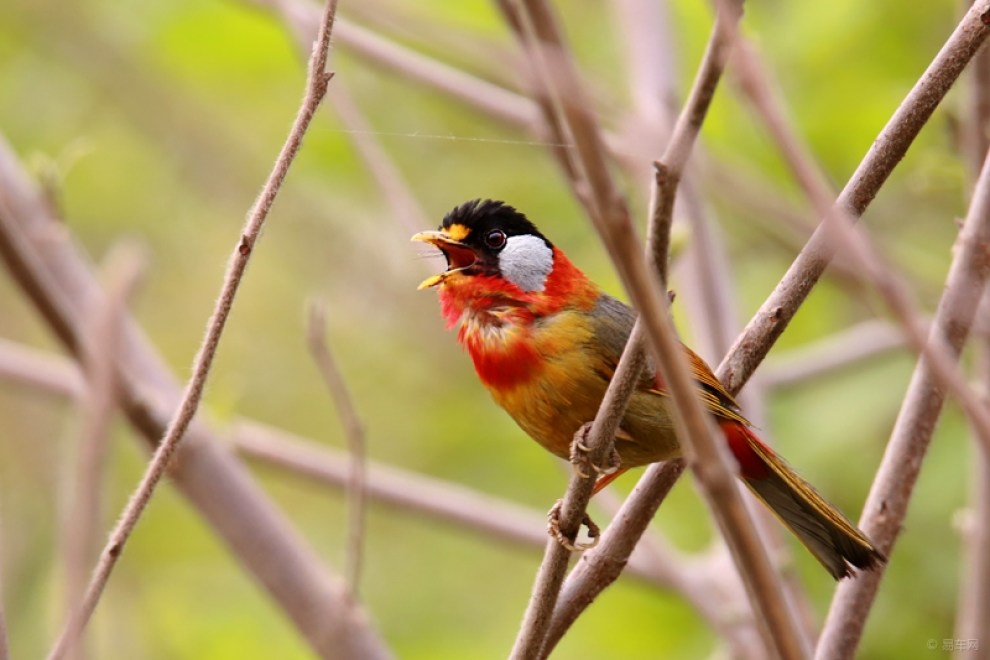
[477,309,611,459]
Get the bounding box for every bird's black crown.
[441,199,553,249]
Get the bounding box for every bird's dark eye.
[484,229,507,250]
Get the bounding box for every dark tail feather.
[722,422,886,580]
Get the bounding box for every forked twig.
[46,3,340,657]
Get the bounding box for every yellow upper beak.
[411,230,475,290]
[410,230,451,246]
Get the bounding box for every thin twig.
[494,0,590,210]
[610,0,678,130]
[46,3,340,657]
[266,0,431,237]
[815,143,990,660]
[250,0,662,175]
[634,7,783,627]
[0,134,389,658]
[345,0,523,92]
[820,181,990,454]
[306,301,368,599]
[61,243,144,660]
[963,0,990,182]
[716,1,990,395]
[0,338,684,589]
[732,37,837,215]
[733,8,990,652]
[672,27,818,646]
[761,320,910,389]
[505,0,642,650]
[249,0,540,128]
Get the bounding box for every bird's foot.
[569,423,622,480]
[547,499,601,551]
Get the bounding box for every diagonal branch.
[506,2,808,658]
[0,138,389,658]
[537,2,815,657]
[249,0,540,128]
[46,4,341,654]
[0,335,704,590]
[716,0,990,395]
[729,8,990,654]
[760,320,910,389]
[813,144,990,658]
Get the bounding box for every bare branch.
[0,336,84,398]
[532,2,813,657]
[610,0,678,129]
[0,338,688,589]
[307,301,368,600]
[61,243,144,660]
[264,0,431,237]
[0,138,389,657]
[504,0,642,651]
[729,8,990,652]
[731,38,837,214]
[503,1,808,658]
[494,0,592,209]
[821,190,990,454]
[761,320,910,389]
[815,142,990,659]
[716,1,990,395]
[963,1,990,181]
[45,5,341,653]
[249,0,540,128]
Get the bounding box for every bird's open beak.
[411,230,478,289]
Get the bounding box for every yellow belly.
[470,309,679,466]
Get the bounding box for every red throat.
[434,247,599,388]
[435,247,597,325]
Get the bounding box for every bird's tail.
[720,421,885,580]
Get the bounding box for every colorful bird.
[413,199,884,579]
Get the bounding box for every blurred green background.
[0,0,978,657]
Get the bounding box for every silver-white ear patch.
[498,234,553,292]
